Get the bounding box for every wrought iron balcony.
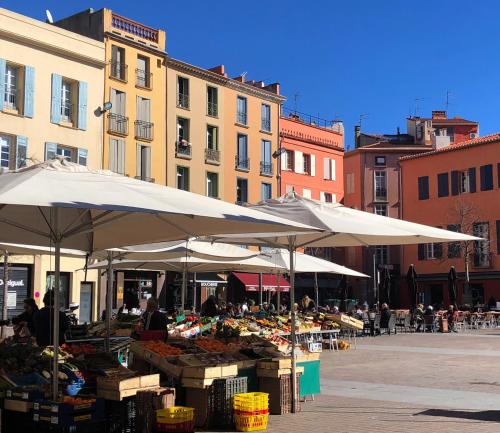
[136,69,152,89]
[177,93,189,109]
[107,113,129,136]
[205,148,220,164]
[135,120,154,141]
[109,61,127,82]
[237,111,247,125]
[235,156,250,171]
[207,102,218,117]
[260,162,273,176]
[176,140,192,159]
[375,187,388,202]
[261,119,271,132]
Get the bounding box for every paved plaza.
[207,330,500,433]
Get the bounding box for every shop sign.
[7,292,16,308]
[200,282,218,288]
[0,278,25,288]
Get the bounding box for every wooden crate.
[256,366,304,378]
[4,399,33,412]
[181,377,215,389]
[97,385,158,401]
[183,365,221,379]
[257,359,292,370]
[220,364,238,378]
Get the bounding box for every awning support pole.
[52,209,61,401]
[105,251,113,352]
[288,237,298,413]
[2,250,9,338]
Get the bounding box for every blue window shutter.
[50,74,62,124]
[78,81,88,130]
[45,142,57,161]
[0,58,6,111]
[15,136,28,169]
[23,66,35,118]
[77,148,88,166]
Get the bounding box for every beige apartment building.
[0,8,103,320]
[166,61,284,203]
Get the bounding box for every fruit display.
[142,341,184,356]
[195,336,229,353]
[61,343,97,356]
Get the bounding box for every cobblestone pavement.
[205,329,500,432]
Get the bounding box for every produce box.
[257,359,292,370]
[5,387,44,401]
[183,365,222,379]
[328,314,363,330]
[181,377,215,389]
[33,410,105,425]
[97,373,159,391]
[256,366,304,378]
[4,398,33,412]
[97,385,158,401]
[33,398,104,415]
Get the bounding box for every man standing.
[142,297,167,331]
[34,291,69,347]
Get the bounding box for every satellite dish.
[46,9,54,24]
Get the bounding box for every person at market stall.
[142,297,167,331]
[332,306,340,315]
[447,305,459,333]
[202,295,219,317]
[262,302,276,314]
[380,303,392,329]
[34,291,69,347]
[415,303,425,332]
[12,298,39,337]
[301,295,315,312]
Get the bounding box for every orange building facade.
[279,110,344,202]
[400,134,500,308]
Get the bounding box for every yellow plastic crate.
[157,406,194,424]
[235,413,269,432]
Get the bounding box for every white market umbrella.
[209,191,481,412]
[0,161,320,399]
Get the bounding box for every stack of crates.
[233,392,269,432]
[156,406,195,433]
[212,376,248,427]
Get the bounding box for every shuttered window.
[468,167,477,193]
[324,158,330,179]
[450,170,459,196]
[480,164,493,191]
[497,163,500,188]
[497,220,500,254]
[15,135,28,169]
[109,138,125,174]
[418,176,429,200]
[437,172,449,197]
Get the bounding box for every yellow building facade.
[0,8,103,319]
[56,8,167,185]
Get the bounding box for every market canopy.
[0,242,87,258]
[233,272,290,292]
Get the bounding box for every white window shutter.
[310,154,316,177]
[323,158,330,179]
[331,159,336,181]
[320,192,325,202]
[117,139,125,175]
[136,144,142,177]
[302,188,311,199]
[332,193,337,203]
[109,139,117,172]
[294,151,303,174]
[281,151,288,170]
[144,146,151,179]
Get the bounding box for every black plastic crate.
[212,377,248,427]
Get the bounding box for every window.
[136,144,151,181]
[60,79,72,122]
[437,172,449,197]
[303,154,311,175]
[44,142,87,166]
[453,168,477,194]
[260,140,272,176]
[236,96,247,125]
[497,220,500,255]
[135,96,152,140]
[236,134,249,170]
[207,125,218,150]
[4,64,18,110]
[1,61,34,117]
[323,158,336,180]
[447,224,461,258]
[418,243,442,260]
[374,170,387,201]
[446,127,455,142]
[480,164,493,191]
[346,173,355,194]
[207,86,218,117]
[236,178,248,204]
[261,104,271,131]
[136,55,151,88]
[324,192,333,203]
[473,222,490,267]
[418,176,429,200]
[0,134,11,169]
[375,156,386,166]
[177,76,189,109]
[302,188,311,199]
[176,166,189,191]
[261,182,272,200]
[206,172,218,198]
[108,89,127,135]
[375,246,388,265]
[374,204,387,216]
[282,150,294,171]
[110,45,126,81]
[176,118,191,157]
[109,138,125,174]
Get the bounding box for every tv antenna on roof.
[46,9,54,24]
[445,90,452,111]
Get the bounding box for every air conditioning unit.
[470,133,478,139]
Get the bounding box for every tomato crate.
[212,377,248,427]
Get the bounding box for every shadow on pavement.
[416,409,500,422]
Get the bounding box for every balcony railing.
[136,69,152,89]
[177,93,189,109]
[107,113,129,136]
[205,148,220,164]
[111,13,159,43]
[375,187,388,201]
[237,112,247,125]
[135,120,154,141]
[261,119,271,132]
[4,88,20,111]
[176,140,192,159]
[235,156,250,171]
[109,61,127,82]
[260,162,273,176]
[207,101,218,117]
[60,103,75,124]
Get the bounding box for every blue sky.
[5,0,500,149]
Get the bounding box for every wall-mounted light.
[94,101,113,117]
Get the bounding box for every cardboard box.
[4,399,33,413]
[183,366,221,379]
[97,385,158,401]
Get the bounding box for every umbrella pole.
[258,273,263,306]
[276,271,280,313]
[2,251,8,338]
[314,272,319,310]
[193,272,197,313]
[288,238,298,413]
[105,251,113,352]
[181,264,187,312]
[52,209,61,401]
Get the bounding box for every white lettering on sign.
[0,279,25,287]
[200,282,218,288]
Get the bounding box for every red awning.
[233,272,290,292]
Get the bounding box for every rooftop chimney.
[432,110,447,120]
[355,125,361,148]
[208,65,227,77]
